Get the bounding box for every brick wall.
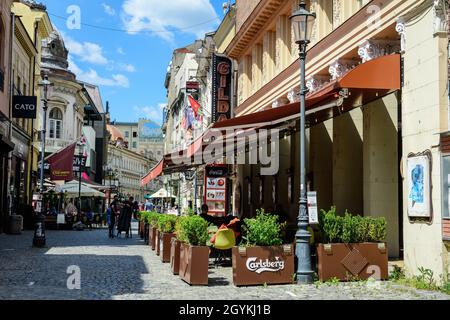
[236,0,261,32]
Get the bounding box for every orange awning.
[213,54,401,130]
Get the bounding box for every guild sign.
[211,54,232,123]
[12,96,37,119]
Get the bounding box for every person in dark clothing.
[199,204,213,224]
[117,197,134,238]
[108,196,119,238]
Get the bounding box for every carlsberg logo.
[246,257,285,274]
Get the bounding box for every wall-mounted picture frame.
[407,152,432,218]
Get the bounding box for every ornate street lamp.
[290,0,316,284]
[76,141,85,219]
[33,74,53,247]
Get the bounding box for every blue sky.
[42,0,230,124]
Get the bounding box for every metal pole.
[295,42,313,284]
[7,13,15,218]
[78,146,82,218]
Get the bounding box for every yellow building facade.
[226,0,450,281]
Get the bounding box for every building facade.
[0,0,15,234]
[105,125,158,202]
[224,0,449,282]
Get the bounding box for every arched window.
[49,108,63,139]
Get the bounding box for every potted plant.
[232,209,294,286]
[316,207,388,281]
[157,214,178,263]
[146,212,159,251]
[137,211,148,243]
[170,216,186,275]
[177,215,210,285]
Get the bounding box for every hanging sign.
[307,191,319,224]
[211,54,232,123]
[12,96,37,119]
[204,164,228,217]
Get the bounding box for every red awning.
[140,159,164,186]
[213,54,401,130]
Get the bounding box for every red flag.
[187,95,201,118]
[47,142,76,181]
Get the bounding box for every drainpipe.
[7,12,15,217]
[28,21,38,202]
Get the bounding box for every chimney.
[106,101,110,114]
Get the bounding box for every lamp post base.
[32,213,46,248]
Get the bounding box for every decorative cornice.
[328,59,358,80]
[357,39,400,63]
[306,75,329,93]
[272,96,290,108]
[287,86,300,103]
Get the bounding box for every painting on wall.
[407,154,431,218]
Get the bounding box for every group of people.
[106,195,139,238]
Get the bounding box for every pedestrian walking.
[117,196,133,238]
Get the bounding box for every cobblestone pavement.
[0,222,449,300]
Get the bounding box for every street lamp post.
[77,142,84,219]
[33,74,53,247]
[290,1,316,284]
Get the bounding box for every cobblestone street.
[0,222,448,300]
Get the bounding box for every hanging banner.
[211,54,232,123]
[204,164,228,217]
[12,96,37,119]
[47,143,76,181]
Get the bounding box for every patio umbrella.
[59,180,106,198]
[150,188,176,199]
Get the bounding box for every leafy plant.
[242,209,285,246]
[320,207,342,243]
[342,211,357,243]
[389,265,405,281]
[157,214,177,233]
[146,211,160,227]
[177,215,210,246]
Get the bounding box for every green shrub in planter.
[146,211,160,227]
[177,215,210,246]
[157,214,177,233]
[319,207,387,243]
[242,209,285,246]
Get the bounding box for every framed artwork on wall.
[407,152,432,218]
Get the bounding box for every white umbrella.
[59,180,106,198]
[150,188,176,199]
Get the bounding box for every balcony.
[45,138,73,153]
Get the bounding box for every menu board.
[204,165,228,217]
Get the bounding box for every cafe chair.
[213,228,236,267]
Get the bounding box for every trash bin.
[9,215,23,234]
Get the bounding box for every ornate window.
[49,108,63,139]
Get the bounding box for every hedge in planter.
[138,211,149,241]
[177,215,210,285]
[232,210,295,286]
[146,212,159,251]
[171,216,186,275]
[317,207,388,281]
[157,214,178,263]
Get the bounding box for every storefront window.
[443,155,450,218]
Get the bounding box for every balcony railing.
[45,138,72,150]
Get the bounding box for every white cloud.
[102,3,116,16]
[68,55,129,88]
[63,33,108,65]
[134,103,166,123]
[117,47,125,55]
[121,0,219,43]
[121,63,136,72]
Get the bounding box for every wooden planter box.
[316,243,388,281]
[170,238,181,275]
[144,223,149,244]
[149,226,156,250]
[155,230,161,256]
[179,243,209,285]
[159,232,176,263]
[139,220,144,239]
[232,245,295,286]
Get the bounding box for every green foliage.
[157,214,178,233]
[242,209,285,247]
[185,207,196,216]
[389,265,405,281]
[176,215,210,246]
[319,207,387,244]
[145,211,160,227]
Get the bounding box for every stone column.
[276,15,292,74]
[263,31,276,85]
[252,44,263,94]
